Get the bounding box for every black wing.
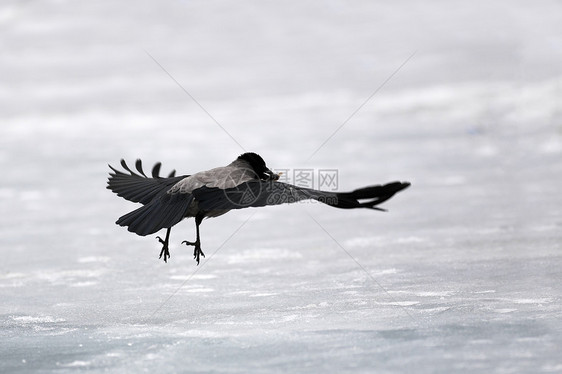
[107,159,187,204]
[115,192,194,236]
[193,181,410,211]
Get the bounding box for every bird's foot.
[181,240,205,265]
[156,236,170,263]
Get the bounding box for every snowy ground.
[1,1,562,373]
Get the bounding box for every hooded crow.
[107,152,410,264]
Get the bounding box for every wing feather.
[192,181,410,211]
[116,193,193,236]
[107,159,187,204]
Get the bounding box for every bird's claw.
[156,236,170,263]
[181,240,205,265]
[159,247,170,262]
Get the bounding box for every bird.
[107,152,410,264]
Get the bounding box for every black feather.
[116,193,193,236]
[135,159,147,177]
[107,160,188,205]
[151,162,162,178]
[193,181,410,211]
[120,159,136,176]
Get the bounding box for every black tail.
[326,181,410,210]
[116,193,193,236]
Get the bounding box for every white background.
[1,1,561,372]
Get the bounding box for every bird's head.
[237,152,280,181]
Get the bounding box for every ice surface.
[1,1,562,373]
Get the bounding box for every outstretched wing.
[192,181,410,211]
[107,159,187,204]
[115,192,194,236]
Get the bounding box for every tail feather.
[116,194,193,236]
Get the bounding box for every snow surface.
[1,1,562,373]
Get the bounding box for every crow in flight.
[107,152,410,264]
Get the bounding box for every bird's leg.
[182,215,205,265]
[156,227,171,263]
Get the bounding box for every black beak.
[263,169,280,181]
